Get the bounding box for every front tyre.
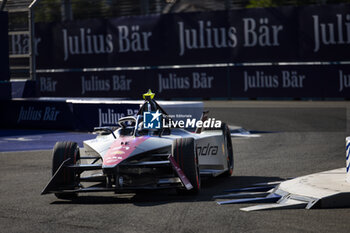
[222,123,234,176]
[52,141,80,199]
[173,138,200,195]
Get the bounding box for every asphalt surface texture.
[1,101,350,233]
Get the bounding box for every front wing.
[41,155,192,195]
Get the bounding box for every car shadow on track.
[50,175,285,206]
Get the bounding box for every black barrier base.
[11,80,37,98]
[0,82,11,100]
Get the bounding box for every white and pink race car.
[42,91,234,199]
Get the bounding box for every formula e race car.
[42,90,234,199]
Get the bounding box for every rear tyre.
[222,123,234,176]
[173,138,200,195]
[52,141,80,199]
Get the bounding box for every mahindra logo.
[196,143,218,156]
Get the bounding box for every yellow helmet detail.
[143,89,155,100]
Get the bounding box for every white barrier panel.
[347,137,350,183]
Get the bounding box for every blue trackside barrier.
[0,98,203,131]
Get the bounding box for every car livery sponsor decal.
[196,143,218,156]
[168,156,193,190]
[103,136,149,166]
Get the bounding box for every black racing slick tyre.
[173,137,200,195]
[52,141,80,199]
[222,123,234,176]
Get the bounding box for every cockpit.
[117,90,172,137]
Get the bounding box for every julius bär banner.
[34,4,350,99]
[37,67,229,98]
[229,65,350,98]
[35,4,350,69]
[298,4,350,62]
[37,64,350,98]
[0,99,141,131]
